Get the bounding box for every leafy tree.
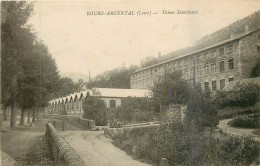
[87,65,137,89]
[141,56,159,68]
[185,88,218,129]
[152,70,191,108]
[1,1,34,128]
[214,83,260,108]
[82,97,107,126]
[1,2,64,127]
[251,58,260,78]
[107,97,154,125]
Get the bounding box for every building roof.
[55,99,59,104]
[80,90,88,99]
[69,93,77,101]
[62,97,67,103]
[74,92,81,101]
[88,88,151,98]
[65,95,70,102]
[224,77,260,91]
[58,98,63,104]
[133,28,260,74]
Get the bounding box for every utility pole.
[89,69,91,82]
[193,55,196,88]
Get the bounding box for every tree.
[87,65,137,89]
[152,70,191,107]
[251,58,260,78]
[83,97,107,126]
[1,1,34,128]
[1,2,64,127]
[185,88,218,129]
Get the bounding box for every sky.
[29,0,260,77]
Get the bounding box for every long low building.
[47,88,151,116]
[130,25,260,91]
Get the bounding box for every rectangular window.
[211,63,216,73]
[185,68,189,78]
[211,50,216,57]
[110,100,116,108]
[229,77,234,82]
[220,60,225,72]
[228,58,234,70]
[204,64,209,75]
[204,52,208,59]
[212,81,217,91]
[219,47,224,56]
[198,82,201,89]
[198,66,202,76]
[220,79,225,90]
[204,82,209,90]
[228,45,233,53]
[185,60,188,66]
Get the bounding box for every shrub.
[218,106,259,120]
[59,107,68,115]
[228,113,259,128]
[107,97,155,126]
[112,120,260,166]
[82,97,107,126]
[215,83,260,108]
[252,129,260,136]
[186,89,219,128]
[213,133,259,165]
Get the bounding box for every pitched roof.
[69,93,77,101]
[80,90,88,99]
[133,28,260,74]
[88,88,151,98]
[74,92,81,101]
[55,99,59,104]
[62,97,67,103]
[65,95,70,102]
[58,98,63,104]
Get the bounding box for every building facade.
[131,27,260,91]
[48,88,151,115]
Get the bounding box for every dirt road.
[218,119,258,137]
[61,131,151,166]
[1,117,54,166]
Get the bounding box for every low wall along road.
[46,122,86,166]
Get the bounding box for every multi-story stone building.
[131,26,260,91]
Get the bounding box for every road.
[1,117,54,166]
[218,118,258,137]
[61,131,151,166]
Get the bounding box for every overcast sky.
[29,0,260,77]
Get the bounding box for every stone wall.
[239,30,260,79]
[46,123,86,166]
[44,114,95,129]
[104,122,161,138]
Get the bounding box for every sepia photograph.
[1,0,260,165]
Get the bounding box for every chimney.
[158,52,161,57]
[245,25,249,33]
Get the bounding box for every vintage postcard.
[1,0,260,165]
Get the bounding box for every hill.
[61,72,89,83]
